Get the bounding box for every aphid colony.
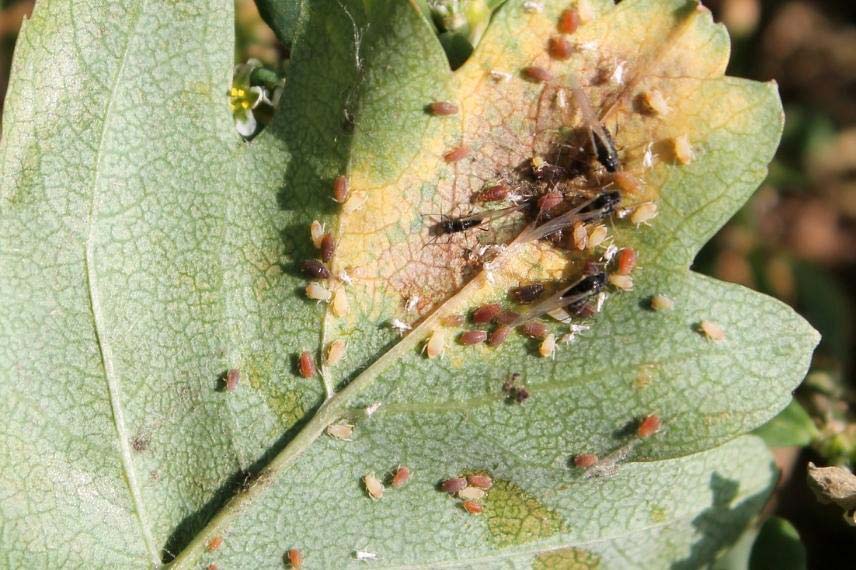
[439,472,494,515]
[573,413,663,478]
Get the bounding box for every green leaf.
[0,0,818,568]
[753,399,818,448]
[748,518,807,570]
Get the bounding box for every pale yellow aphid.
[424,329,445,359]
[608,274,634,291]
[332,287,350,317]
[490,69,512,82]
[342,190,368,214]
[572,221,588,250]
[698,320,726,342]
[310,220,325,248]
[458,486,486,501]
[630,202,658,226]
[363,473,384,500]
[325,339,347,366]
[306,282,333,302]
[539,333,557,358]
[587,224,609,249]
[531,155,546,171]
[672,135,695,165]
[578,0,595,22]
[650,294,674,311]
[326,422,354,441]
[637,90,670,116]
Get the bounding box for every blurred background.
[1,0,852,566]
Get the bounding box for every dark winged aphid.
[509,283,545,304]
[430,205,523,237]
[567,77,621,172]
[510,273,606,325]
[520,191,620,243]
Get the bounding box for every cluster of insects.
[363,464,412,502]
[439,472,495,515]
[573,412,662,478]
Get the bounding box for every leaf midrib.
[79,0,159,565]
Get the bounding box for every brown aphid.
[574,453,599,468]
[472,303,502,324]
[443,145,470,163]
[391,465,411,489]
[207,536,223,552]
[519,321,548,339]
[475,184,509,203]
[467,473,493,490]
[522,66,552,83]
[440,314,465,327]
[613,171,641,194]
[495,310,520,324]
[332,175,349,203]
[509,283,544,304]
[287,547,303,568]
[514,387,530,403]
[698,320,726,342]
[320,233,336,263]
[637,414,662,438]
[616,248,637,275]
[459,330,488,346]
[426,101,459,116]
[548,36,573,60]
[208,564,219,570]
[557,8,580,34]
[538,191,563,213]
[364,473,384,500]
[440,477,467,494]
[462,500,484,515]
[225,368,240,392]
[298,351,316,378]
[488,325,511,347]
[301,259,330,280]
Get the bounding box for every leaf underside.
[0,1,818,569]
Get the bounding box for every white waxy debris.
[306,282,333,302]
[608,274,634,291]
[603,244,619,262]
[424,329,446,359]
[580,41,598,51]
[325,339,347,366]
[365,401,382,416]
[643,143,655,169]
[490,69,512,82]
[539,333,557,358]
[562,323,591,344]
[523,1,544,13]
[390,319,412,334]
[326,422,354,440]
[364,473,384,500]
[698,320,725,342]
[405,295,420,312]
[650,294,674,311]
[616,207,632,219]
[354,551,378,562]
[555,89,568,110]
[458,486,486,501]
[672,135,695,165]
[611,62,626,85]
[332,287,350,317]
[310,220,325,248]
[630,202,658,226]
[338,269,353,286]
[594,291,608,313]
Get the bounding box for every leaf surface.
[0,0,817,568]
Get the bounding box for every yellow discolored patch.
[484,479,568,548]
[532,547,601,570]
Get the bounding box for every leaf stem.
[167,232,532,569]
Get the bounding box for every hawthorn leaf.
[0,0,818,569]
